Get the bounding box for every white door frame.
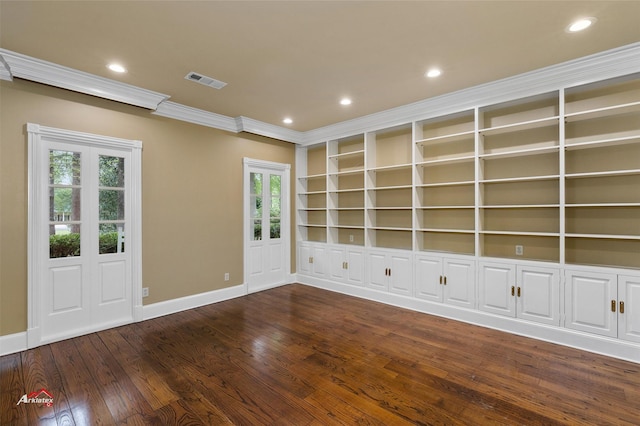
[243,158,291,293]
[26,123,143,348]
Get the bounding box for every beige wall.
[0,79,296,336]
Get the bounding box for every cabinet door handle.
[388,268,391,277]
[443,276,447,285]
[439,275,443,285]
[517,287,521,298]
[309,256,314,264]
[620,301,625,314]
[511,286,515,296]
[345,262,348,270]
[611,300,616,313]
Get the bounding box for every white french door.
[27,124,142,346]
[244,158,290,293]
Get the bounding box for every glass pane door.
[250,172,263,240]
[98,155,126,254]
[49,150,82,258]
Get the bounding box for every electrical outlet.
[349,234,354,242]
[515,245,524,256]
[224,272,230,281]
[142,287,149,298]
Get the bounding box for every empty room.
[1,1,640,424]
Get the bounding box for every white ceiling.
[1,1,640,132]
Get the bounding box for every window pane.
[270,196,281,218]
[270,219,281,239]
[50,187,81,221]
[99,223,125,254]
[252,219,262,240]
[250,172,262,195]
[50,150,81,185]
[99,189,125,220]
[270,175,281,196]
[99,155,125,187]
[49,228,80,258]
[251,195,262,218]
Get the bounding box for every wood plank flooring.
[2,283,640,425]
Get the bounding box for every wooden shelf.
[416,130,475,146]
[480,116,559,136]
[564,101,640,122]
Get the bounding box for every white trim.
[142,284,247,321]
[0,49,169,109]
[26,123,143,348]
[3,43,640,145]
[297,274,640,364]
[153,101,238,133]
[243,158,292,294]
[0,332,28,356]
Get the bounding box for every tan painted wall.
[0,79,296,336]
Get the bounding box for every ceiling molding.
[235,117,304,144]
[153,101,238,133]
[0,49,170,110]
[0,55,12,81]
[301,41,640,145]
[2,42,640,146]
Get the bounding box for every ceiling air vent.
[185,71,227,90]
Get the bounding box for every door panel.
[479,262,514,316]
[444,259,476,309]
[518,267,559,326]
[245,161,290,293]
[619,275,640,343]
[415,256,442,302]
[565,271,617,337]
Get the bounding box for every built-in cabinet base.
[298,242,640,363]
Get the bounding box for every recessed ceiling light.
[107,63,127,73]
[340,98,352,106]
[425,68,442,78]
[283,118,293,124]
[567,17,596,33]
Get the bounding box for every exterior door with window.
[28,124,142,346]
[244,159,290,293]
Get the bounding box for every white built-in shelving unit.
[295,68,640,363]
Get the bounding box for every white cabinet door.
[311,245,327,277]
[443,259,476,309]
[367,251,389,291]
[389,253,413,296]
[415,255,443,302]
[298,244,312,275]
[328,247,347,281]
[518,266,560,326]
[619,275,640,343]
[479,262,516,317]
[327,246,364,286]
[366,249,412,294]
[345,248,364,286]
[565,270,617,338]
[480,262,559,325]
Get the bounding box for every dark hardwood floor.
[2,284,640,425]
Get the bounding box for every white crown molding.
[0,48,170,109]
[153,101,238,133]
[235,116,304,144]
[0,54,12,81]
[3,42,640,145]
[301,41,640,145]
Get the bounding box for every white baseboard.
[142,283,248,321]
[297,274,640,364]
[0,332,27,356]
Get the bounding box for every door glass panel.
[49,150,81,258]
[99,223,125,254]
[98,155,126,254]
[270,174,281,239]
[99,156,124,187]
[250,172,263,240]
[99,190,125,220]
